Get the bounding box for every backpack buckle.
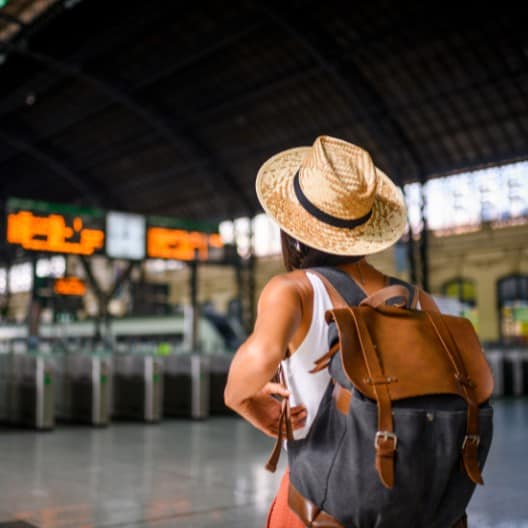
[374,431,398,450]
[462,434,480,449]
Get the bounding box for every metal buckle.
[462,435,480,449]
[374,431,398,450]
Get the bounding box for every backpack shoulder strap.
[310,266,366,308]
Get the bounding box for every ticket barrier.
[0,353,54,429]
[486,348,528,396]
[209,353,234,415]
[163,354,210,419]
[54,353,112,426]
[112,354,163,422]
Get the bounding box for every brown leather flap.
[325,305,494,404]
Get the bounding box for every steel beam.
[0,12,26,28]
[0,127,119,207]
[0,41,252,215]
[256,5,427,181]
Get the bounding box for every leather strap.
[410,285,420,309]
[426,311,483,485]
[348,308,397,488]
[417,288,441,312]
[288,482,345,527]
[265,365,293,473]
[310,342,340,374]
[288,481,467,528]
[360,284,410,308]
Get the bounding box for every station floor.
[0,398,526,528]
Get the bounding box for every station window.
[404,160,528,235]
[497,275,528,344]
[442,277,478,329]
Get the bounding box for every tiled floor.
[0,399,526,527]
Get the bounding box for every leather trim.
[288,480,467,528]
[265,366,292,473]
[417,288,440,312]
[426,311,484,485]
[360,284,410,309]
[310,343,340,374]
[333,383,352,416]
[324,307,493,404]
[288,482,345,527]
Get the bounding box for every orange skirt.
[266,469,305,528]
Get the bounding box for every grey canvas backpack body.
[266,267,493,528]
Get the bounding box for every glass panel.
[405,161,528,233]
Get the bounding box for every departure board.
[6,198,224,262]
[7,198,105,256]
[54,277,87,296]
[146,216,223,261]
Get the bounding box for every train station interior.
[0,1,527,527]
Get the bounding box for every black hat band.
[293,171,373,229]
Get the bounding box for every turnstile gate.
[54,353,112,426]
[486,348,528,396]
[112,354,163,422]
[163,354,210,419]
[209,354,234,415]
[0,353,54,429]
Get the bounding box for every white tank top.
[281,271,333,440]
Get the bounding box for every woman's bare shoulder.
[258,270,312,310]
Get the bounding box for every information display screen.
[54,277,87,296]
[6,198,224,262]
[7,198,105,256]
[146,216,223,261]
[106,211,146,260]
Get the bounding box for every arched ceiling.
[0,0,527,220]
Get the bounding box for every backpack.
[266,267,494,528]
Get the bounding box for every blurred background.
[0,1,527,527]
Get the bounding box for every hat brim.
[256,146,408,256]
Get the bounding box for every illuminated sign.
[146,215,223,261]
[6,198,105,256]
[147,228,223,260]
[54,277,87,296]
[106,211,146,260]
[6,198,223,262]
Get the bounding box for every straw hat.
[256,135,407,255]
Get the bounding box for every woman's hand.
[238,382,307,438]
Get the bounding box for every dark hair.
[280,230,362,271]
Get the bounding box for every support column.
[80,257,135,344]
[406,225,418,285]
[403,186,418,285]
[188,254,209,419]
[27,255,41,351]
[419,182,430,292]
[189,257,199,352]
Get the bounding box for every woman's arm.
[224,274,307,436]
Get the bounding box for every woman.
[224,136,410,526]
